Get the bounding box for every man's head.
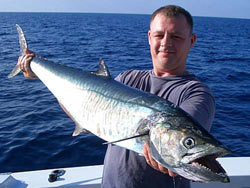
[150,5,194,34]
[148,5,196,76]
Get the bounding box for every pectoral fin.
[103,130,149,145]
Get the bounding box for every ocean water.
[0,13,250,173]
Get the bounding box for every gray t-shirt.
[101,70,215,188]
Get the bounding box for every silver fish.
[9,25,231,183]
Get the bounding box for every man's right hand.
[18,49,37,79]
[143,142,177,177]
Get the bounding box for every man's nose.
[161,35,173,47]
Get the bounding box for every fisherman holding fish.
[18,5,217,188]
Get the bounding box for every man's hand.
[18,49,37,78]
[143,142,177,177]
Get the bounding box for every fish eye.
[183,137,195,149]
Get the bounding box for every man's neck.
[153,69,189,77]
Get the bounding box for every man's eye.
[173,35,182,40]
[154,34,163,38]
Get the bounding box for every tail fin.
[8,24,28,78]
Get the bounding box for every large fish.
[9,25,231,183]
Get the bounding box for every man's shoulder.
[182,78,212,94]
[115,70,151,84]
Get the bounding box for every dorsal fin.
[91,58,111,78]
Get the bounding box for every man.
[18,5,215,188]
[101,5,215,188]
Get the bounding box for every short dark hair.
[150,5,194,33]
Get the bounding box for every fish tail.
[8,24,28,78]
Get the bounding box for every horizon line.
[0,11,249,20]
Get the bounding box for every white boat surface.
[0,157,250,188]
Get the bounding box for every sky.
[0,0,250,19]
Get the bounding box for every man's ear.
[148,30,152,46]
[190,33,197,48]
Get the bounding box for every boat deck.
[1,157,250,188]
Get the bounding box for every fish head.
[148,116,231,183]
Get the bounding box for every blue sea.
[0,13,250,173]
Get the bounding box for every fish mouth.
[182,149,231,183]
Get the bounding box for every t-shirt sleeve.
[115,71,130,82]
[115,73,123,82]
[115,70,138,84]
[179,85,215,131]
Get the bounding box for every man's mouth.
[159,48,175,54]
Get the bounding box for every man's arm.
[179,89,215,131]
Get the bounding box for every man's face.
[148,14,196,76]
